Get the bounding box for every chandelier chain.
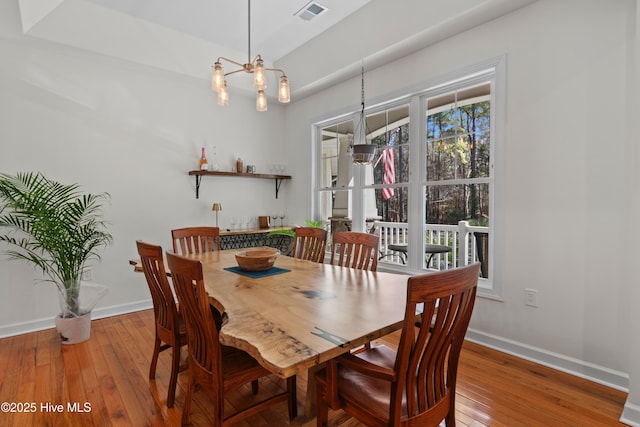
[247,0,251,64]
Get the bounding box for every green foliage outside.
[370,100,491,226]
[267,219,324,238]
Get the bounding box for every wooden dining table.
[197,249,409,375]
[132,247,410,416]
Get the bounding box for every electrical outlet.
[81,268,93,281]
[524,288,538,307]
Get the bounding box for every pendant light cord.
[247,0,251,63]
[360,62,365,119]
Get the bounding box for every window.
[319,119,354,235]
[424,83,492,277]
[314,58,503,299]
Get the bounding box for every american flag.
[381,130,398,200]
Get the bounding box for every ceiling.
[82,0,371,63]
[17,0,538,101]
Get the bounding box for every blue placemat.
[224,265,291,279]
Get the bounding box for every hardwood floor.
[0,309,627,427]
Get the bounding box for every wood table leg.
[304,362,326,418]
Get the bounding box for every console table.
[220,227,294,255]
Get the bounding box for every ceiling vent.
[295,1,327,21]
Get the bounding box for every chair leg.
[181,376,194,427]
[167,344,180,408]
[287,376,298,420]
[149,335,161,379]
[446,393,456,426]
[251,379,259,395]
[446,412,456,426]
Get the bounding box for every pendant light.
[211,0,291,111]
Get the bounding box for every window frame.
[312,56,505,300]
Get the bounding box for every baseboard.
[91,299,153,321]
[621,401,640,426]
[465,329,629,392]
[0,299,153,339]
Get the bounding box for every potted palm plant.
[0,172,112,344]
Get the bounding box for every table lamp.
[211,203,222,227]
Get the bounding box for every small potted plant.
[0,172,112,344]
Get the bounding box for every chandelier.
[211,0,290,112]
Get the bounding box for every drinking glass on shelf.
[271,212,279,228]
[230,217,237,230]
[278,211,285,227]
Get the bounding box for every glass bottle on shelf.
[199,147,208,171]
[211,146,220,171]
[236,157,244,173]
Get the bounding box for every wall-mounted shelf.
[188,170,292,199]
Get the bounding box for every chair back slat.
[330,231,379,271]
[171,226,221,255]
[291,227,327,263]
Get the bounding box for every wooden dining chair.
[166,252,298,426]
[330,231,379,271]
[291,227,327,263]
[135,240,187,408]
[315,263,480,427]
[330,231,380,351]
[171,226,221,255]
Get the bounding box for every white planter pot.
[54,312,92,344]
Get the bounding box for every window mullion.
[351,164,366,232]
[407,95,424,270]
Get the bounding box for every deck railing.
[375,220,489,274]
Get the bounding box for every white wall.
[623,2,640,424]
[0,3,291,332]
[285,0,638,420]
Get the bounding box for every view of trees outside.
[426,97,491,226]
[369,95,491,226]
[318,87,491,229]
